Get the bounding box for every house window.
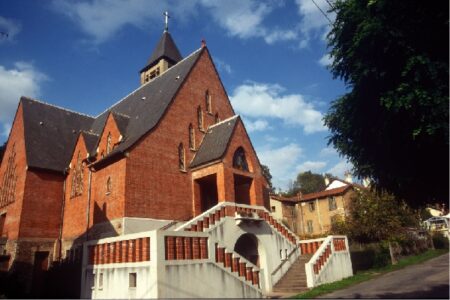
[0,144,17,208]
[232,147,249,172]
[205,90,212,113]
[178,143,185,171]
[328,196,337,211]
[106,132,112,154]
[197,106,204,131]
[214,113,220,123]
[106,177,112,194]
[308,202,315,212]
[129,272,137,288]
[98,273,104,289]
[149,67,160,80]
[271,206,276,212]
[307,220,314,233]
[189,124,195,150]
[71,151,83,198]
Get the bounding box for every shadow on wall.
[0,202,117,298]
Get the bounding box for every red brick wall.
[61,135,89,239]
[89,114,126,226]
[0,103,28,240]
[124,49,235,220]
[20,169,64,238]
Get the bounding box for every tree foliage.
[0,142,6,163]
[261,164,274,193]
[332,189,419,243]
[324,0,449,207]
[285,171,329,196]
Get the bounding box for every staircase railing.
[304,235,353,288]
[271,246,301,286]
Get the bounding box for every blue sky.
[0,0,353,191]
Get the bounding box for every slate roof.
[19,46,204,172]
[21,97,94,172]
[140,31,183,73]
[190,116,239,168]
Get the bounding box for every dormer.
[139,19,182,85]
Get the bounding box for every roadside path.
[319,253,449,298]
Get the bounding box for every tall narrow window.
[328,196,337,211]
[0,144,17,208]
[307,220,314,234]
[197,106,203,131]
[232,147,249,172]
[71,151,83,198]
[178,143,185,171]
[205,90,212,113]
[106,132,112,154]
[214,113,220,123]
[189,124,195,150]
[106,177,112,194]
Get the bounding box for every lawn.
[293,249,448,299]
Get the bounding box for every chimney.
[344,171,353,183]
[201,39,206,48]
[324,175,330,186]
[362,177,371,188]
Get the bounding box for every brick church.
[0,22,352,298]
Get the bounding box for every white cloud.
[257,143,303,189]
[51,0,198,44]
[230,82,326,134]
[319,146,338,157]
[0,62,48,136]
[242,118,269,132]
[214,57,232,75]
[318,53,333,67]
[327,160,353,178]
[297,160,327,173]
[295,0,335,48]
[0,16,21,43]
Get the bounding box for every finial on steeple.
[163,11,169,32]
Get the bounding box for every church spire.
[139,11,182,85]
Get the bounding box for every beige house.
[270,178,363,238]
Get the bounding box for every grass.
[293,248,448,299]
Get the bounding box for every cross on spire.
[163,11,170,32]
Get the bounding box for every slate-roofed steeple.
[139,12,183,85]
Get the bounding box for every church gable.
[95,112,126,160]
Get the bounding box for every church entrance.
[196,174,218,212]
[234,174,252,205]
[234,233,259,267]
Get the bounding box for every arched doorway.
[234,233,259,266]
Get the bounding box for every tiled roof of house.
[300,186,351,201]
[269,194,300,203]
[19,47,204,173]
[190,115,239,168]
[21,97,94,172]
[140,31,183,73]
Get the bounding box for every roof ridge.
[208,114,239,129]
[81,130,99,136]
[112,112,130,118]
[22,96,95,119]
[95,47,203,118]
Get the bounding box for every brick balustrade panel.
[246,267,253,282]
[184,237,192,260]
[175,237,184,260]
[252,271,259,286]
[224,253,232,268]
[165,236,175,260]
[192,237,200,259]
[232,257,239,273]
[142,237,150,261]
[239,262,246,277]
[200,237,208,259]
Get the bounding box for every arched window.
[197,106,203,131]
[205,90,212,113]
[106,177,112,194]
[215,113,220,123]
[233,147,249,171]
[71,151,84,197]
[189,124,195,150]
[0,144,17,207]
[178,143,185,171]
[106,132,112,154]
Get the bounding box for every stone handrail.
[305,235,352,288]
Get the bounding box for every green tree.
[285,171,328,196]
[261,164,274,193]
[0,142,6,163]
[324,0,449,207]
[332,189,419,243]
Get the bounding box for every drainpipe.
[57,170,67,261]
[86,168,92,241]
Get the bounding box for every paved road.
[319,253,449,299]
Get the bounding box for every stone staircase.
[272,254,312,294]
